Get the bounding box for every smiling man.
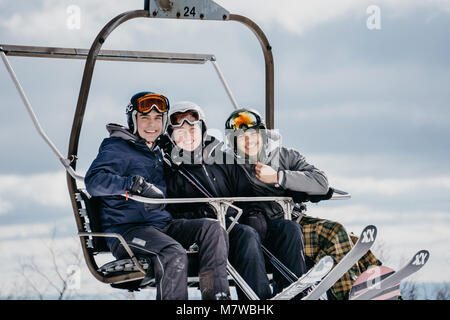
[84,92,231,300]
[135,111,163,144]
[225,108,382,300]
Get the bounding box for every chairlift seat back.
[79,190,110,253]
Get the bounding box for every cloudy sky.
[0,0,449,299]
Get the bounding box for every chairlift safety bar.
[0,42,239,181]
[126,193,351,204]
[0,44,215,64]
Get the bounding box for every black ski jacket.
[164,136,255,219]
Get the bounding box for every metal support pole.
[229,14,274,129]
[0,48,83,181]
[210,59,239,110]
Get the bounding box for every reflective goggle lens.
[170,111,200,127]
[226,111,260,130]
[136,94,168,114]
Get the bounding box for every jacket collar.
[106,123,159,152]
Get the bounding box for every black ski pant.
[228,223,273,300]
[263,218,307,294]
[233,215,307,298]
[111,218,229,300]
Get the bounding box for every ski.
[350,249,430,300]
[271,255,334,300]
[302,225,378,300]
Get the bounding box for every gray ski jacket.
[234,130,329,219]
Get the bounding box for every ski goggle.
[135,94,169,114]
[169,110,201,128]
[225,110,262,130]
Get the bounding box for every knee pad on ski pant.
[152,245,188,300]
[110,225,189,300]
[197,219,230,298]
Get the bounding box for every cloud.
[216,0,450,35]
[0,0,142,47]
[3,0,449,51]
[0,197,13,215]
[279,100,450,131]
[0,221,63,240]
[330,175,450,197]
[0,171,79,214]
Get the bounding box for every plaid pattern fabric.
[298,215,382,300]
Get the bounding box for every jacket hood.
[106,123,163,151]
[106,123,139,142]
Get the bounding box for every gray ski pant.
[111,218,229,300]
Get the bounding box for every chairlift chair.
[0,0,351,299]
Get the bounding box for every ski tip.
[359,225,377,244]
[319,255,334,266]
[317,255,334,271]
[410,250,430,267]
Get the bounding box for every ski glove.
[129,175,165,211]
[154,134,174,154]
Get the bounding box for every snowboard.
[349,266,400,300]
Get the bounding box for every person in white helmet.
[162,101,307,300]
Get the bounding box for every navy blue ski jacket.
[85,124,173,248]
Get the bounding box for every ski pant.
[228,223,272,300]
[111,218,230,300]
[299,215,382,300]
[263,218,307,295]
[228,218,307,299]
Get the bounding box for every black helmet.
[125,91,170,134]
[225,108,267,158]
[224,108,266,131]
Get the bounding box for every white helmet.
[167,101,206,134]
[169,101,205,121]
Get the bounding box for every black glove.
[154,134,174,154]
[287,188,334,204]
[129,175,165,211]
[309,188,334,203]
[156,135,180,170]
